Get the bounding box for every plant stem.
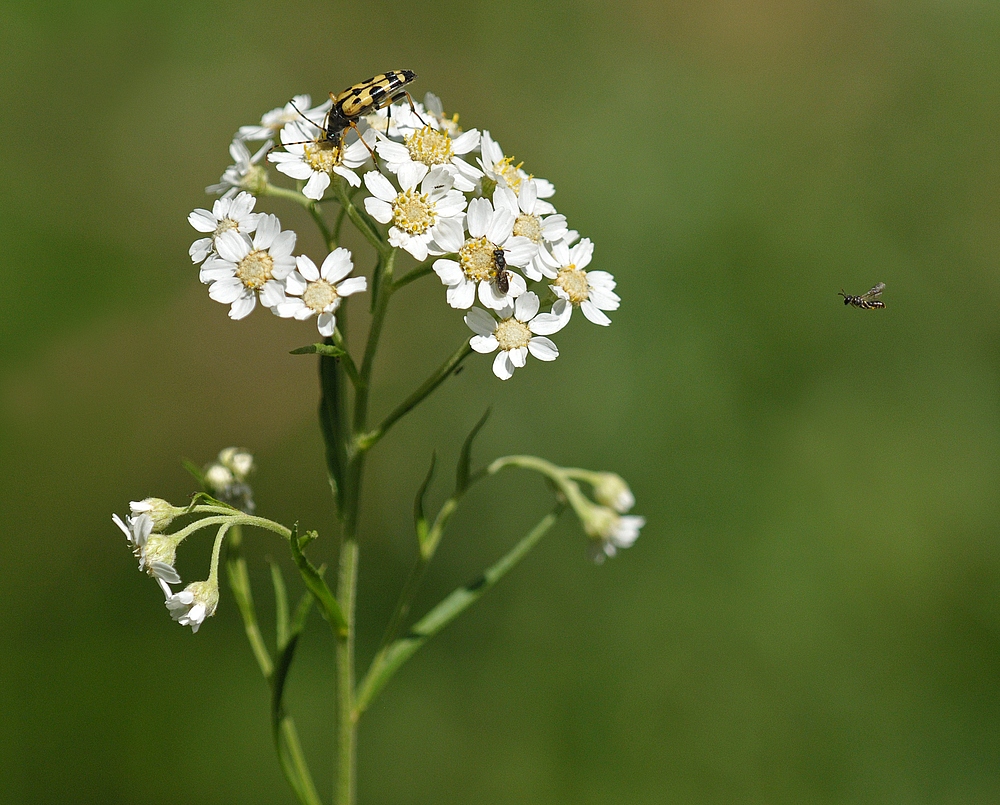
[335,536,359,805]
[391,259,435,291]
[355,506,565,717]
[356,340,473,453]
[331,240,398,805]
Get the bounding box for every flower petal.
[527,336,558,361]
[492,351,515,380]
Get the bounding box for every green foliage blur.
[3,1,1000,802]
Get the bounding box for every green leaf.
[413,452,436,549]
[318,343,346,513]
[355,506,563,715]
[272,590,313,718]
[456,407,491,495]
[290,342,347,358]
[270,561,290,651]
[288,523,347,636]
[182,458,206,486]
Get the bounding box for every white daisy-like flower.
[276,249,368,336]
[540,237,620,326]
[188,192,262,265]
[375,114,482,192]
[237,94,332,141]
[113,512,181,596]
[206,138,271,198]
[422,93,465,138]
[583,505,645,564]
[267,120,373,199]
[478,131,556,207]
[198,214,296,320]
[165,580,219,634]
[363,165,467,261]
[463,292,565,380]
[493,181,568,281]
[433,198,537,310]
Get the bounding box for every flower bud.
[576,500,645,564]
[129,497,180,530]
[218,447,255,481]
[204,463,235,494]
[591,473,636,513]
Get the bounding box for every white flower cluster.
[111,447,259,633]
[192,89,622,378]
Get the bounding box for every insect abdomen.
[335,70,417,118]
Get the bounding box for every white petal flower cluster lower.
[192,85,624,375]
[278,250,368,337]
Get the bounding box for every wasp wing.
[863,282,885,301]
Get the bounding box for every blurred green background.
[3,0,1000,802]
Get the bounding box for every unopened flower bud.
[576,500,645,564]
[204,463,235,494]
[218,447,254,481]
[129,497,180,530]
[591,473,635,513]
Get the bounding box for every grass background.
[2,1,1000,802]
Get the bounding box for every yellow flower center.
[554,265,590,305]
[304,140,343,174]
[235,249,274,290]
[213,217,239,238]
[392,188,436,235]
[512,213,542,243]
[302,279,340,313]
[459,236,502,282]
[493,156,523,193]
[494,317,532,351]
[405,125,454,166]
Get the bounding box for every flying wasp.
[839,282,886,310]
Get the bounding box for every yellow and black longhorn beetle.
[287,70,422,161]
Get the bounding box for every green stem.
[260,183,315,210]
[391,259,436,291]
[356,340,473,453]
[225,525,273,678]
[335,537,359,805]
[227,537,322,805]
[488,455,593,512]
[355,506,565,718]
[376,492,462,653]
[331,328,361,389]
[336,178,389,257]
[277,715,323,805]
[308,201,336,250]
[353,249,397,436]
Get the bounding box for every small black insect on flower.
[493,249,509,295]
[839,282,886,310]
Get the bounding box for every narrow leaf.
[456,407,491,495]
[413,452,436,549]
[288,523,347,635]
[318,344,346,513]
[355,506,563,715]
[270,561,290,650]
[182,458,206,486]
